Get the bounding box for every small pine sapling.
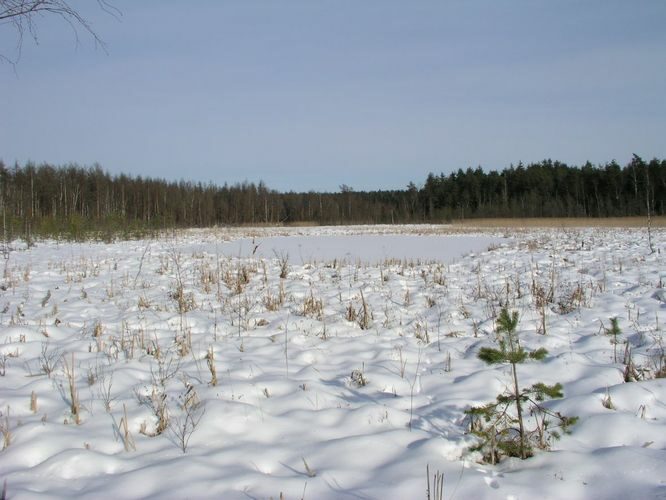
[605,317,622,363]
[466,308,577,463]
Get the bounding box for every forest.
[0,155,664,240]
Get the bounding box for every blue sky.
[2,1,665,192]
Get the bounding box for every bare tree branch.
[0,0,119,65]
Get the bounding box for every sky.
[2,1,666,192]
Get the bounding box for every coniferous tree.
[466,308,577,463]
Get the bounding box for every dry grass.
[302,290,324,319]
[63,353,81,424]
[205,346,218,386]
[120,403,136,452]
[282,221,320,227]
[1,407,10,450]
[451,216,666,228]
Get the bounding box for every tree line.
[0,155,664,240]
[422,155,665,220]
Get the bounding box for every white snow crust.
[0,224,665,499]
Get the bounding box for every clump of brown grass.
[170,284,196,313]
[451,216,666,228]
[303,290,324,319]
[264,282,285,311]
[205,346,217,386]
[357,290,371,330]
[224,263,251,295]
[30,391,37,413]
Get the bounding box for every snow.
[0,224,665,499]
[214,233,501,264]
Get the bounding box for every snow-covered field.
[1,224,665,499]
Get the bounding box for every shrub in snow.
[605,316,623,363]
[350,368,368,388]
[465,308,578,463]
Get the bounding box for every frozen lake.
[215,234,504,264]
